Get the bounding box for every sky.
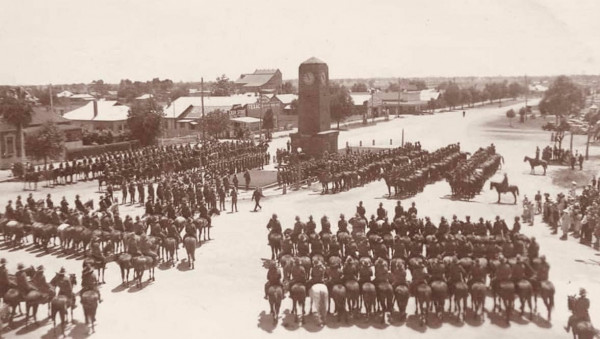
[0,0,599,85]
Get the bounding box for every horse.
[394,284,410,321]
[83,256,107,284]
[524,156,548,175]
[290,283,306,323]
[470,282,487,320]
[344,279,360,315]
[516,279,534,318]
[163,237,178,266]
[50,274,78,337]
[414,283,432,326]
[267,285,283,324]
[430,280,448,320]
[376,280,394,324]
[533,279,555,322]
[492,280,515,324]
[330,284,347,322]
[132,255,156,288]
[361,282,377,319]
[309,283,329,327]
[490,181,519,204]
[451,281,469,321]
[116,253,133,285]
[81,290,99,333]
[184,236,198,269]
[268,232,282,260]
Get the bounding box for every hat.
[57,267,67,275]
[37,265,44,271]
[17,263,25,270]
[0,258,6,265]
[580,288,587,296]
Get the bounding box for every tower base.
[290,130,339,158]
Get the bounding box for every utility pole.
[397,79,401,117]
[49,84,54,113]
[201,77,205,142]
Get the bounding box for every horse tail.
[318,289,328,321]
[516,186,519,196]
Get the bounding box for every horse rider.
[535,146,540,160]
[565,288,591,333]
[492,255,512,292]
[447,257,466,295]
[139,234,159,264]
[306,215,317,237]
[409,262,429,295]
[356,201,367,222]
[16,263,37,296]
[307,261,326,290]
[263,260,283,300]
[80,264,103,303]
[0,258,10,297]
[290,258,307,287]
[90,237,106,267]
[393,201,404,221]
[266,214,282,243]
[337,214,349,234]
[500,173,509,191]
[166,219,182,249]
[52,267,76,308]
[75,195,86,213]
[376,202,387,221]
[407,202,417,218]
[183,219,197,242]
[32,265,54,298]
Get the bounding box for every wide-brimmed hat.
[37,265,44,272]
[0,258,6,265]
[17,263,25,270]
[57,267,67,275]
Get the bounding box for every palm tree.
[0,88,33,166]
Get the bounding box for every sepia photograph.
[0,0,599,338]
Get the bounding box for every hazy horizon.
[1,0,599,86]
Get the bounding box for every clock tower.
[290,57,339,157]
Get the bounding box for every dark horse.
[490,181,519,204]
[524,156,547,175]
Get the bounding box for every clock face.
[302,72,315,85]
[318,72,327,85]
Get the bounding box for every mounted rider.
[565,288,591,333]
[16,263,37,296]
[90,237,106,267]
[80,264,103,303]
[263,260,283,300]
[51,267,76,308]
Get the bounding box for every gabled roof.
[420,89,441,101]
[163,95,260,119]
[135,94,154,100]
[56,90,74,98]
[272,94,298,105]
[235,69,280,87]
[349,93,371,106]
[63,100,130,122]
[30,108,70,125]
[69,93,95,101]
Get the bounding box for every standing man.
[578,153,584,170]
[244,169,251,191]
[230,187,238,213]
[251,187,264,212]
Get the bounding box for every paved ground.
[1,99,600,339]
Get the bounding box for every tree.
[508,82,524,100]
[506,108,516,127]
[281,82,296,94]
[329,84,354,129]
[408,80,427,90]
[351,82,368,93]
[212,74,234,96]
[127,99,164,146]
[25,122,64,165]
[262,108,274,139]
[90,79,108,97]
[460,88,472,109]
[443,83,461,110]
[0,88,33,164]
[200,110,230,138]
[539,75,584,124]
[518,107,527,123]
[554,119,570,151]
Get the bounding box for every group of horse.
[0,265,98,336]
[265,217,555,329]
[380,144,463,198]
[445,146,504,200]
[20,161,110,191]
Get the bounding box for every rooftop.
[163,95,260,119]
[63,100,130,122]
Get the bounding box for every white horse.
[309,283,329,326]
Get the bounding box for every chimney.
[93,100,98,119]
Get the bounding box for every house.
[63,100,130,132]
[0,108,83,169]
[56,90,74,98]
[162,94,261,137]
[135,94,154,101]
[370,91,428,115]
[234,69,282,94]
[69,93,96,101]
[270,94,298,114]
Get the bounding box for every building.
[162,94,261,137]
[270,94,298,114]
[63,100,130,132]
[0,108,83,169]
[234,69,282,94]
[370,91,428,115]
